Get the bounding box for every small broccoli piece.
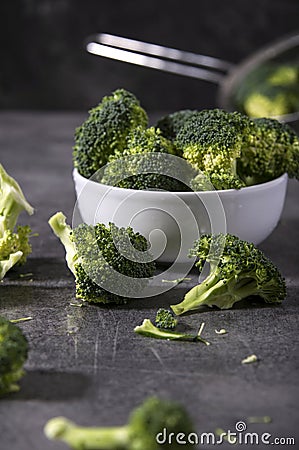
[49,212,156,304]
[155,308,178,330]
[238,117,299,185]
[176,109,250,190]
[171,233,286,315]
[0,315,29,397]
[73,89,148,179]
[155,109,198,155]
[0,164,34,279]
[134,319,210,344]
[44,396,196,450]
[101,126,194,191]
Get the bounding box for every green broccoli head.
[101,126,193,191]
[73,89,148,179]
[171,233,286,315]
[0,315,29,397]
[176,109,251,190]
[238,117,299,185]
[155,109,198,154]
[155,308,178,330]
[44,396,197,450]
[0,164,34,279]
[49,212,156,304]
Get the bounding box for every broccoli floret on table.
[176,109,251,190]
[155,308,178,330]
[48,212,156,304]
[237,117,299,185]
[171,233,286,315]
[44,396,197,450]
[0,315,29,397]
[73,89,148,179]
[0,164,34,279]
[101,126,194,191]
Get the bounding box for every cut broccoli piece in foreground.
[45,396,197,450]
[48,212,156,304]
[171,233,286,315]
[134,319,210,344]
[0,315,29,397]
[0,164,34,279]
[155,308,178,330]
[73,89,148,179]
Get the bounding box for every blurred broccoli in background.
[0,164,34,280]
[0,315,28,397]
[171,233,286,316]
[101,126,194,191]
[44,396,197,450]
[73,89,148,179]
[49,212,156,304]
[235,63,299,118]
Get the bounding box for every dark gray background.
[1,0,299,112]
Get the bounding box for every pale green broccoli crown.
[0,315,29,397]
[235,63,299,117]
[73,89,148,179]
[171,233,286,315]
[45,396,197,450]
[49,212,156,305]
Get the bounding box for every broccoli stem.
[48,212,77,275]
[0,251,23,280]
[0,164,34,234]
[171,273,259,315]
[45,417,129,450]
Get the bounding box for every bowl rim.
[73,168,288,197]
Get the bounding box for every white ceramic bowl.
[73,168,288,263]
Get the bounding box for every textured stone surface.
[0,112,298,449]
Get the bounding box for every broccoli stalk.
[171,234,286,315]
[134,319,210,345]
[49,212,156,304]
[0,164,34,279]
[0,315,29,397]
[45,396,196,450]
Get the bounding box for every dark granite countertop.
[0,111,298,450]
